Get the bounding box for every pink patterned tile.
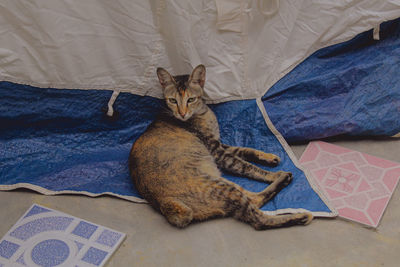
[325,188,347,199]
[363,154,399,168]
[324,167,360,193]
[302,161,319,171]
[383,168,400,191]
[341,152,367,166]
[356,180,372,193]
[337,207,372,226]
[367,182,389,199]
[343,194,369,210]
[359,165,384,181]
[336,162,358,173]
[317,152,341,167]
[312,168,329,182]
[300,141,400,228]
[318,141,352,155]
[367,197,390,225]
[300,142,320,162]
[330,199,345,208]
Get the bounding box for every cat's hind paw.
[160,198,193,228]
[274,171,293,189]
[295,212,314,226]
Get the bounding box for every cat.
[129,65,313,230]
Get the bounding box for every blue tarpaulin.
[263,18,400,142]
[0,82,333,216]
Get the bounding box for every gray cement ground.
[1,138,399,267]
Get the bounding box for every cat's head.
[156,64,206,121]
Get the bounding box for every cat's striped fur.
[129,65,313,230]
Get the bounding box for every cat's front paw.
[255,152,280,167]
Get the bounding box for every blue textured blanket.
[0,83,333,216]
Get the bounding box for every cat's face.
[157,65,206,121]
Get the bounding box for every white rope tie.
[106,91,120,117]
[373,24,380,40]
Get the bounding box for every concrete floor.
[1,137,399,267]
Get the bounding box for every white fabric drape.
[0,0,399,103]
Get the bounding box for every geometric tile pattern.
[300,141,400,228]
[0,204,126,266]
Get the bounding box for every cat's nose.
[178,106,187,118]
[178,109,186,118]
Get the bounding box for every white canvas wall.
[0,0,399,102]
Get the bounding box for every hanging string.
[106,91,120,117]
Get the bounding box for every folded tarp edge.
[256,98,338,217]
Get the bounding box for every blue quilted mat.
[0,82,333,216]
[263,18,400,142]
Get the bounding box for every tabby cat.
[129,65,313,230]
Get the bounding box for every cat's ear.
[157,68,175,89]
[189,64,206,88]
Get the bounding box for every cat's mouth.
[173,111,193,121]
[175,114,191,121]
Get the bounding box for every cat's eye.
[168,98,177,104]
[187,97,196,103]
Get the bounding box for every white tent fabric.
[0,0,399,103]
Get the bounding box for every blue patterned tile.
[72,221,98,239]
[74,241,84,252]
[82,247,108,266]
[31,239,70,267]
[16,253,26,265]
[10,216,73,241]
[96,229,122,247]
[0,204,125,266]
[0,240,19,259]
[23,205,51,218]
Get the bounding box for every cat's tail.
[233,202,313,230]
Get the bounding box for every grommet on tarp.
[257,0,279,17]
[102,90,120,121]
[373,24,380,40]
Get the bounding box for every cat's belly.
[129,122,220,203]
